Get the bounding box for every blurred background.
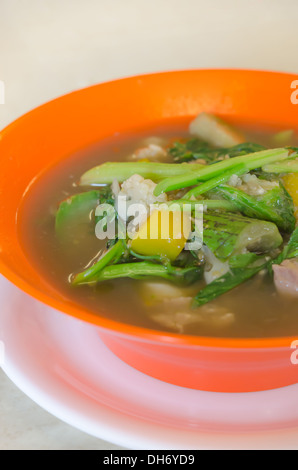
[1,0,298,450]
[1,0,298,129]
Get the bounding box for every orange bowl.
[1,69,298,393]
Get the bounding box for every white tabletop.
[0,0,298,450]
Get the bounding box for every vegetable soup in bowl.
[1,70,298,392]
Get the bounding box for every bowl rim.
[1,67,298,350]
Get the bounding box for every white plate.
[1,275,298,450]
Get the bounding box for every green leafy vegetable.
[169,139,266,164]
[269,227,298,269]
[228,253,262,269]
[72,240,126,285]
[287,228,298,259]
[193,261,269,307]
[260,183,295,232]
[55,190,112,244]
[202,212,282,260]
[87,262,203,285]
[168,138,210,163]
[208,182,295,233]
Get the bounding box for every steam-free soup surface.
[19,121,298,338]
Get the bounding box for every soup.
[19,114,298,338]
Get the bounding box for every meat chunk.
[130,144,167,161]
[273,259,298,297]
[151,304,235,333]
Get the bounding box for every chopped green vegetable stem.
[164,198,239,212]
[89,262,202,285]
[153,148,292,196]
[72,240,125,285]
[183,163,248,199]
[262,160,298,174]
[79,162,204,186]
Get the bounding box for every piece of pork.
[130,144,167,161]
[151,306,235,334]
[273,259,298,297]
